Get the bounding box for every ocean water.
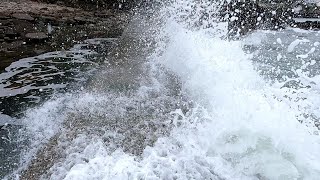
[2,0,320,179]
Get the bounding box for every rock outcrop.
[54,0,137,9]
[0,0,131,70]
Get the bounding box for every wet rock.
[39,15,57,22]
[5,31,19,38]
[38,0,139,10]
[6,41,24,51]
[12,13,34,21]
[58,17,75,24]
[0,0,131,73]
[25,32,48,41]
[0,41,23,52]
[94,11,114,18]
[34,49,46,54]
[0,15,10,19]
[0,19,12,26]
[74,16,95,24]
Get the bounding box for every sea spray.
[7,0,320,179]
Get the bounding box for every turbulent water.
[1,0,320,179]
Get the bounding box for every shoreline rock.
[0,0,131,71]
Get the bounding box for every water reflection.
[0,38,117,117]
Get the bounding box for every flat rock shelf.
[0,0,131,71]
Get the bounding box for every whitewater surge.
[9,0,320,179]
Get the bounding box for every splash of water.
[7,0,320,179]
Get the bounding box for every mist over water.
[4,0,320,179]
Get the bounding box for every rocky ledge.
[0,0,131,71]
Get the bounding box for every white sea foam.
[60,4,320,180]
[11,0,320,179]
[58,23,320,178]
[157,21,320,179]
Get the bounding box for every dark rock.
[0,15,10,20]
[25,32,48,40]
[4,37,10,41]
[56,1,65,6]
[10,19,35,34]
[0,41,24,52]
[3,35,20,43]
[34,49,46,54]
[94,11,114,18]
[7,41,24,51]
[39,15,57,21]
[5,30,19,38]
[58,17,75,24]
[74,16,90,25]
[11,13,35,21]
[0,0,131,75]
[0,12,10,19]
[40,7,49,11]
[38,0,139,10]
[74,16,96,24]
[0,20,13,26]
